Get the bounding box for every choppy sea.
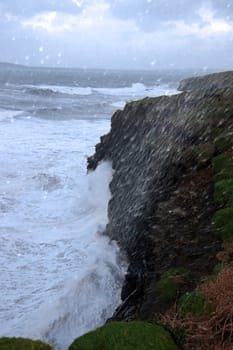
[0,65,182,349]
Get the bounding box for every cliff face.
[88,75,233,321]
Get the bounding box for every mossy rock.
[212,154,233,174]
[178,291,214,317]
[214,132,233,153]
[0,338,52,350]
[68,321,180,350]
[214,179,233,206]
[157,268,190,302]
[212,208,233,241]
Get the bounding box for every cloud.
[0,0,81,17]
[0,0,232,69]
[166,4,232,38]
[110,0,233,29]
[21,1,137,36]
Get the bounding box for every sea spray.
[34,162,125,350]
[2,162,125,350]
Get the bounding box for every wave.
[22,83,176,99]
[94,82,176,97]
[24,85,93,97]
[0,109,23,122]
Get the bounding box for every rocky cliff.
[88,71,233,328]
[178,70,233,91]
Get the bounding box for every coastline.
[2,70,233,349]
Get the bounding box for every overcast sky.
[0,0,233,70]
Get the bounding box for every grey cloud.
[110,0,233,30]
[0,0,81,17]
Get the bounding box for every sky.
[0,0,233,70]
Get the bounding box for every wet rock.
[88,73,233,321]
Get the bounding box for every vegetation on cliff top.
[0,338,53,350]
[68,321,180,350]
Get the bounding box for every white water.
[0,116,125,349]
[22,82,175,98]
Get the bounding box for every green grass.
[178,291,214,317]
[214,179,233,206]
[68,321,180,350]
[156,268,190,302]
[215,170,233,182]
[212,262,228,276]
[214,132,233,153]
[0,338,52,350]
[212,151,233,241]
[212,154,233,175]
[212,208,233,241]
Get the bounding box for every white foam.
[111,101,126,109]
[25,84,93,96]
[0,109,22,122]
[94,82,177,98]
[23,82,177,99]
[0,118,125,350]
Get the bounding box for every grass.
[68,321,180,350]
[157,268,190,302]
[178,291,214,317]
[212,151,233,242]
[0,338,52,350]
[212,154,233,178]
[212,208,233,241]
[214,132,233,153]
[214,179,233,206]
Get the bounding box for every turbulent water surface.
[0,65,180,349]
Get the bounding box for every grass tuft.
[68,321,180,350]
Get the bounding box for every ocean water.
[0,65,179,349]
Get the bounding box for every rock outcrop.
[178,70,233,91]
[88,71,233,323]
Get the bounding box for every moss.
[207,263,228,282]
[212,154,233,174]
[0,338,52,350]
[157,268,190,302]
[178,291,214,317]
[163,326,186,349]
[212,262,228,276]
[212,208,233,241]
[68,321,180,350]
[214,179,233,206]
[214,132,233,153]
[215,170,233,182]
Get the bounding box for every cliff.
[178,70,233,91]
[88,71,233,331]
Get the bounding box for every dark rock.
[88,75,233,321]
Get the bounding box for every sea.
[0,64,190,349]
